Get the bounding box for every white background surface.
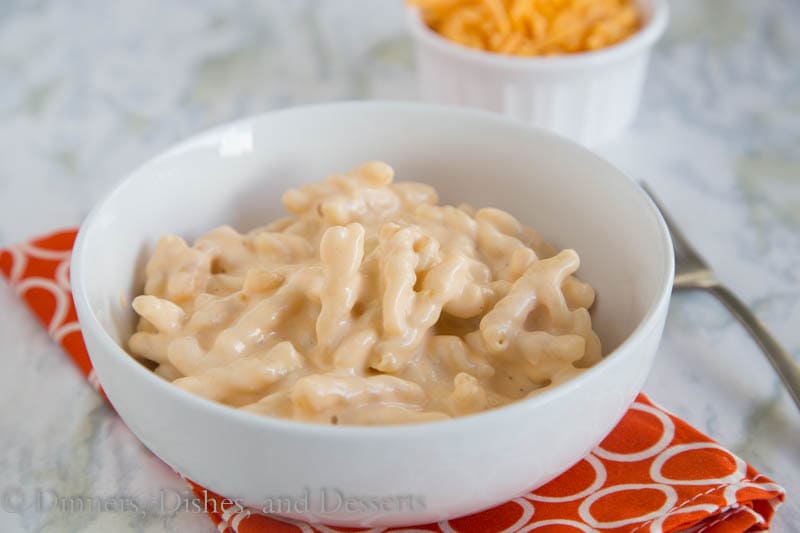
[0,1,798,531]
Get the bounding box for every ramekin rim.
[405,0,669,72]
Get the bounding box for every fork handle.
[706,283,800,410]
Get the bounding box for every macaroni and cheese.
[409,0,641,56]
[128,161,601,425]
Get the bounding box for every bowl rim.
[405,0,669,72]
[71,100,675,439]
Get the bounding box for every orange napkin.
[1,229,786,533]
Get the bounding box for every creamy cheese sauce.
[128,161,601,425]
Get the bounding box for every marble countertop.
[1,1,798,531]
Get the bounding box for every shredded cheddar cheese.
[409,0,642,56]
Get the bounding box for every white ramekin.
[406,0,669,146]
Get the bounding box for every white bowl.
[71,102,673,528]
[407,0,669,147]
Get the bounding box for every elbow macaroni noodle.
[128,161,602,425]
[409,0,641,56]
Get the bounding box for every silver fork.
[641,183,800,411]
